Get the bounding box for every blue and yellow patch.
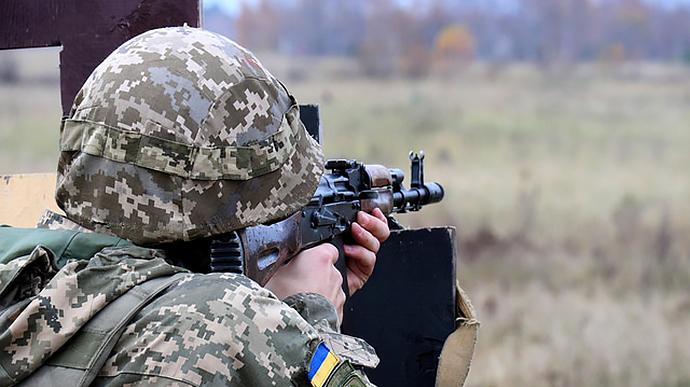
[308,342,341,387]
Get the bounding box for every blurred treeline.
[205,0,690,78]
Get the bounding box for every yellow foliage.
[434,24,475,60]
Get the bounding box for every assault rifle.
[208,151,444,296]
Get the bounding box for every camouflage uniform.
[0,27,378,386]
[0,222,377,386]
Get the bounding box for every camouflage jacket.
[0,220,378,386]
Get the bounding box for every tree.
[434,24,475,61]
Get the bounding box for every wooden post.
[0,0,201,116]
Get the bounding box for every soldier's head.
[55,27,324,245]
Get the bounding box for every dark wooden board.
[299,104,323,145]
[0,0,201,116]
[342,227,458,387]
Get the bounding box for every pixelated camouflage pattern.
[36,209,91,232]
[0,245,184,385]
[94,272,313,385]
[55,27,324,245]
[92,272,376,386]
[0,228,376,386]
[284,293,380,369]
[0,247,56,309]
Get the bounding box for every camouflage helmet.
[55,27,324,245]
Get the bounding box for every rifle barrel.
[392,182,444,212]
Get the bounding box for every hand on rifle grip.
[344,208,390,295]
[264,243,346,321]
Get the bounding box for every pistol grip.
[330,236,351,298]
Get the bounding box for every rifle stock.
[239,211,303,287]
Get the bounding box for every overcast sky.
[203,0,690,15]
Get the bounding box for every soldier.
[0,27,389,386]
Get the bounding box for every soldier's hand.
[345,208,390,295]
[264,243,346,319]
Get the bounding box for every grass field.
[1,49,689,387]
[279,60,690,387]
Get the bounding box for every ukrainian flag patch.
[308,342,341,387]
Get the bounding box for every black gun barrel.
[392,182,444,212]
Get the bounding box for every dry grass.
[0,47,61,174]
[1,49,689,387]
[273,58,690,387]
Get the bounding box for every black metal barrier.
[343,227,457,386]
[300,107,458,387]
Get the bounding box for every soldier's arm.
[284,292,379,387]
[265,210,390,322]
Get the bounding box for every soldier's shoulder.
[99,272,319,386]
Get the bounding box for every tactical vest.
[0,226,183,386]
[18,274,184,386]
[0,225,130,268]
